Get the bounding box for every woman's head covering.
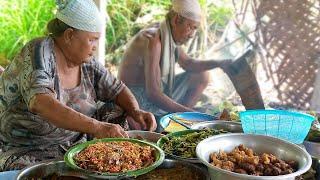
[55,0,103,32]
[172,0,202,23]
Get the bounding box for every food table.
[0,158,319,179]
[0,110,319,179]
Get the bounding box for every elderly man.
[118,0,232,119]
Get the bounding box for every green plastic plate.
[64,138,165,179]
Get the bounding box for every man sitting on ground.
[118,0,233,122]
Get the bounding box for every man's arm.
[143,32,194,112]
[177,48,231,72]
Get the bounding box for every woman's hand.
[93,121,129,138]
[130,109,157,131]
[114,87,157,131]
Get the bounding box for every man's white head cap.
[172,0,202,23]
[55,0,103,33]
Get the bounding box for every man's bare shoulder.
[125,29,161,55]
[122,23,162,67]
[122,32,148,60]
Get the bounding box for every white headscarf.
[172,0,202,22]
[55,0,103,33]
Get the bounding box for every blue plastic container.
[240,110,315,144]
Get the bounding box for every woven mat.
[233,0,320,110]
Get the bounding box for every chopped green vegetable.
[162,129,228,158]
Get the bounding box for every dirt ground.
[195,69,245,114]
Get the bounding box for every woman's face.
[67,30,100,64]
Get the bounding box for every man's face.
[172,15,200,45]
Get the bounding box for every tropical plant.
[0,0,56,66]
[0,0,233,66]
[106,0,171,64]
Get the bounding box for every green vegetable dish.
[159,129,228,158]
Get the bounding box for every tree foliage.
[0,0,233,65]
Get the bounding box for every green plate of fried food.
[157,129,228,163]
[64,138,165,179]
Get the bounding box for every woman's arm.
[29,93,128,138]
[115,86,157,131]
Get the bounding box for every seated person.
[0,0,156,171]
[118,0,231,121]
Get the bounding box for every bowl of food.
[135,159,210,180]
[126,130,164,143]
[196,133,312,180]
[191,120,243,132]
[312,157,320,179]
[159,112,217,133]
[157,129,228,163]
[64,138,165,179]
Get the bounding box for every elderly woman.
[0,0,156,171]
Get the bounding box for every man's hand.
[217,59,233,71]
[130,109,157,131]
[93,121,129,138]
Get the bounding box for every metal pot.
[191,120,243,133]
[196,133,312,180]
[131,159,210,180]
[16,160,88,180]
[126,130,164,143]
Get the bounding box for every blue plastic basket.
[240,110,315,144]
